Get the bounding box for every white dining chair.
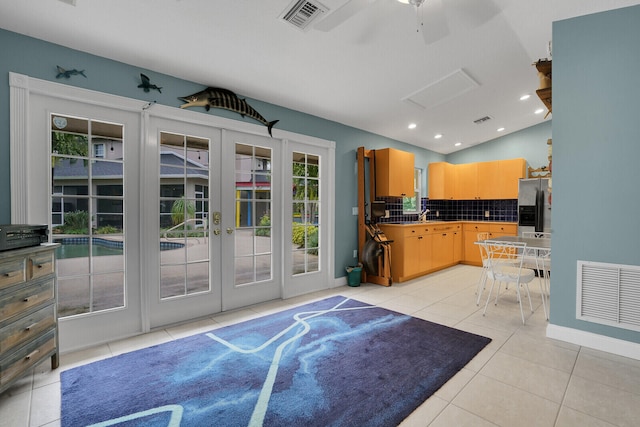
[481,240,537,324]
[475,232,491,305]
[522,231,551,310]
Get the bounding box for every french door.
[145,121,282,327]
[220,130,282,311]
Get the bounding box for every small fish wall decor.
[56,66,87,79]
[178,87,279,137]
[138,73,162,93]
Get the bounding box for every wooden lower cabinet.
[453,228,463,262]
[379,222,517,282]
[431,223,462,270]
[462,222,518,266]
[402,234,432,278]
[380,223,462,283]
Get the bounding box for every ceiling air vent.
[281,0,328,31]
[473,116,492,124]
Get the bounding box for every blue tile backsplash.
[376,197,518,223]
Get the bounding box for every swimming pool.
[54,237,184,259]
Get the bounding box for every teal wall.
[446,121,551,169]
[551,5,640,343]
[0,28,447,279]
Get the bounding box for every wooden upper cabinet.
[431,158,526,200]
[497,158,526,198]
[428,162,455,200]
[454,162,478,200]
[374,148,415,197]
[477,161,500,199]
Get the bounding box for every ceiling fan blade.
[314,0,378,32]
[419,0,450,45]
[444,0,500,29]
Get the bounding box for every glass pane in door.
[292,152,320,275]
[234,144,272,285]
[51,114,125,317]
[159,132,210,299]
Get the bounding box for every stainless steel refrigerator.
[518,178,551,235]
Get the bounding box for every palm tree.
[171,198,195,226]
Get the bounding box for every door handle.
[213,229,221,236]
[212,212,221,225]
[226,228,234,234]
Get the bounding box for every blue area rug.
[61,296,491,426]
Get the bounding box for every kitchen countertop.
[379,220,516,227]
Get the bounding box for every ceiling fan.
[314,0,500,45]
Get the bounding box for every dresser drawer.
[0,330,56,388]
[29,251,55,281]
[0,258,26,291]
[0,304,55,354]
[0,277,55,322]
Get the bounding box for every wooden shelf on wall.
[535,59,552,117]
[536,87,552,113]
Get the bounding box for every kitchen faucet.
[420,208,430,222]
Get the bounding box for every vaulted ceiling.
[1,0,639,153]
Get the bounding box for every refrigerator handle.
[535,189,544,232]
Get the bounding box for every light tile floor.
[2,264,640,426]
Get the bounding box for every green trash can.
[346,266,362,287]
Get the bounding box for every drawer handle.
[25,349,40,360]
[23,294,38,302]
[3,271,18,277]
[26,323,38,331]
[36,264,44,269]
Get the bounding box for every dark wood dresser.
[0,244,59,394]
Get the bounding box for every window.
[93,143,105,158]
[402,168,422,214]
[159,132,210,298]
[291,151,320,275]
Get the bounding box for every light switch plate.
[485,210,490,218]
[352,207,358,215]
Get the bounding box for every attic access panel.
[403,68,480,110]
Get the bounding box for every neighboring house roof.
[53,152,208,180]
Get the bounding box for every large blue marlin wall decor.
[178,87,279,137]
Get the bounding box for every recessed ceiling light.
[434,133,443,139]
[408,123,417,129]
[534,108,545,114]
[520,94,531,101]
[497,127,505,132]
[455,142,462,147]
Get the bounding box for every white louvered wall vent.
[577,260,640,332]
[281,0,328,31]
